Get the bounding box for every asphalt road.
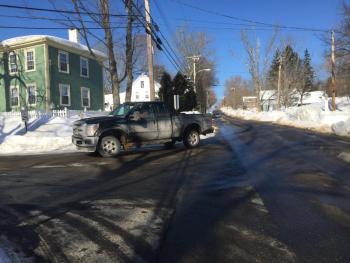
[0,116,350,263]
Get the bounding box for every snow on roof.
[260,90,277,100]
[1,35,106,59]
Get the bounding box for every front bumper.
[72,136,99,152]
[202,127,214,135]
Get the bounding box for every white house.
[260,90,277,111]
[104,73,161,110]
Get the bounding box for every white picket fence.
[0,108,107,119]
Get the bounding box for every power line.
[151,0,188,71]
[175,25,328,32]
[170,0,331,33]
[0,13,143,25]
[123,0,185,74]
[0,25,144,30]
[136,1,187,73]
[0,3,139,18]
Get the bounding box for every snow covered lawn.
[0,112,217,155]
[0,112,108,155]
[221,97,350,138]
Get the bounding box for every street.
[0,116,350,263]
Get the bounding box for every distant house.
[0,29,106,112]
[104,73,160,110]
[260,90,277,111]
[242,96,258,110]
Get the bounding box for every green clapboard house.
[0,30,106,112]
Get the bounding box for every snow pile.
[0,112,107,155]
[181,111,201,114]
[0,116,79,155]
[221,97,350,137]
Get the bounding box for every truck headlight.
[86,124,99,137]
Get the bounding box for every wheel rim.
[102,138,118,154]
[188,131,199,146]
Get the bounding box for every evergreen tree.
[267,48,281,90]
[303,49,315,92]
[159,72,173,109]
[172,72,196,111]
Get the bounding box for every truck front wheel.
[183,129,200,148]
[98,136,121,157]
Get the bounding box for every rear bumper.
[72,136,99,152]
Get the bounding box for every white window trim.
[25,49,36,72]
[80,57,89,78]
[59,84,71,106]
[81,87,91,108]
[58,50,69,74]
[9,52,19,75]
[26,83,37,106]
[10,85,20,108]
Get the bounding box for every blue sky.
[0,0,344,101]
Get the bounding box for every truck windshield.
[109,104,134,117]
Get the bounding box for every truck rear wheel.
[98,136,121,157]
[183,129,200,148]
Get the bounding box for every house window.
[10,86,19,107]
[58,51,69,73]
[27,84,36,106]
[135,92,140,100]
[145,90,149,99]
[81,87,90,108]
[80,57,89,77]
[141,81,144,89]
[25,50,35,71]
[59,84,70,106]
[9,52,18,74]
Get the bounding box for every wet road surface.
[0,116,349,262]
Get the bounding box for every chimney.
[68,28,80,43]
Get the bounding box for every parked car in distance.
[212,110,222,118]
[72,101,214,157]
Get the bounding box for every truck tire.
[98,136,121,157]
[183,129,200,148]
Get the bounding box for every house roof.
[0,35,106,60]
[260,90,277,100]
[119,73,161,93]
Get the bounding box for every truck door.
[128,103,158,141]
[155,103,173,139]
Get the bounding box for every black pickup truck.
[72,101,214,157]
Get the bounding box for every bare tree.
[174,27,216,112]
[68,0,141,107]
[240,29,278,111]
[224,76,252,109]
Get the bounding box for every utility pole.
[187,55,200,93]
[331,30,336,111]
[277,54,282,110]
[145,0,155,100]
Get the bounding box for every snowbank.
[0,112,106,155]
[221,97,350,137]
[0,111,217,155]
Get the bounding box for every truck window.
[131,103,155,120]
[154,103,171,118]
